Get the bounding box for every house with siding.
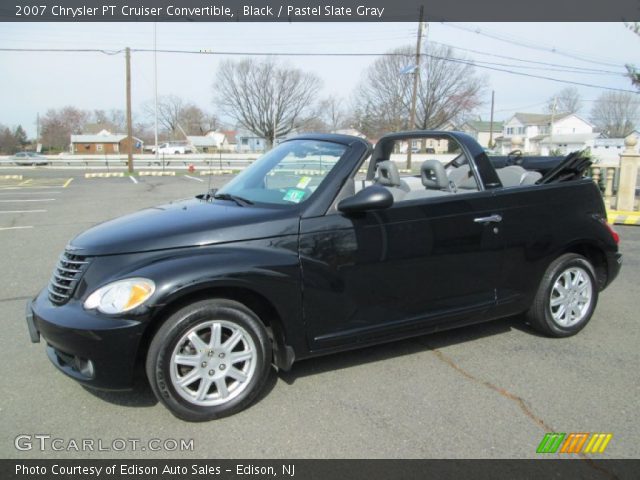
[461,120,504,148]
[496,113,594,155]
[236,130,267,153]
[70,129,143,155]
[187,131,229,153]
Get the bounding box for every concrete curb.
[607,210,640,226]
[200,170,235,176]
[138,171,176,176]
[84,172,125,178]
[0,175,23,180]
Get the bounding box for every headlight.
[84,278,155,314]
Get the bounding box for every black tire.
[146,298,272,421]
[525,253,598,337]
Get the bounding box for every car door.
[299,189,505,351]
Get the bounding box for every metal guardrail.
[0,154,261,169]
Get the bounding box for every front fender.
[81,239,305,362]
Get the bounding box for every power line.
[0,47,123,54]
[429,40,627,76]
[1,46,637,93]
[441,22,627,68]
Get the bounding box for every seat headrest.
[376,161,401,187]
[421,160,449,190]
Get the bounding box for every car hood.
[69,198,298,256]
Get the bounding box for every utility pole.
[272,94,278,148]
[488,90,495,149]
[125,47,134,174]
[35,112,40,153]
[549,96,557,154]
[153,23,159,164]
[406,5,424,170]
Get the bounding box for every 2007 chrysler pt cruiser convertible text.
[26,131,621,421]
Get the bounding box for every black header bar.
[4,0,640,22]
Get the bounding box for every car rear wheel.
[525,253,598,337]
[146,299,272,421]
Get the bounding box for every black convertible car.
[26,131,621,421]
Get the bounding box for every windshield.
[217,139,347,206]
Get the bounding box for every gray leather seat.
[496,165,542,187]
[521,171,542,185]
[375,161,409,200]
[448,165,478,190]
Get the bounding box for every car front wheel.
[146,299,272,421]
[525,253,598,337]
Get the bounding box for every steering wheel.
[506,149,523,166]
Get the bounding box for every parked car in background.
[11,152,48,166]
[26,131,621,421]
[151,142,191,155]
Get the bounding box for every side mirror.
[338,185,393,214]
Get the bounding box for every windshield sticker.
[283,189,306,203]
[296,176,312,189]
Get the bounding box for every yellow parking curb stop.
[607,210,640,226]
[138,171,176,176]
[84,172,125,178]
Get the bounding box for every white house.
[461,120,504,149]
[187,131,228,153]
[588,131,640,163]
[236,130,268,153]
[497,112,594,154]
[539,133,600,156]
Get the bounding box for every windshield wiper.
[213,192,254,207]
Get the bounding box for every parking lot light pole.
[125,47,134,174]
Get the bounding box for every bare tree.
[353,47,413,138]
[547,87,583,114]
[40,106,90,152]
[214,58,322,147]
[143,96,220,138]
[625,23,640,90]
[353,45,484,138]
[416,45,485,130]
[319,96,347,132]
[590,91,640,137]
[180,105,220,135]
[0,124,27,154]
[142,95,185,139]
[93,109,126,132]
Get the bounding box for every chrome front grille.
[48,250,91,305]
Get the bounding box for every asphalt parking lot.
[1,168,639,460]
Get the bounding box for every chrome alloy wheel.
[549,266,593,328]
[170,320,257,407]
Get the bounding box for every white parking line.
[0,199,55,202]
[0,187,64,190]
[184,175,204,182]
[0,226,34,231]
[129,176,139,184]
[0,210,47,214]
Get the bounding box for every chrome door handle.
[474,214,502,223]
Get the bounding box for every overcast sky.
[1,22,638,137]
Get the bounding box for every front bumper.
[26,289,147,390]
